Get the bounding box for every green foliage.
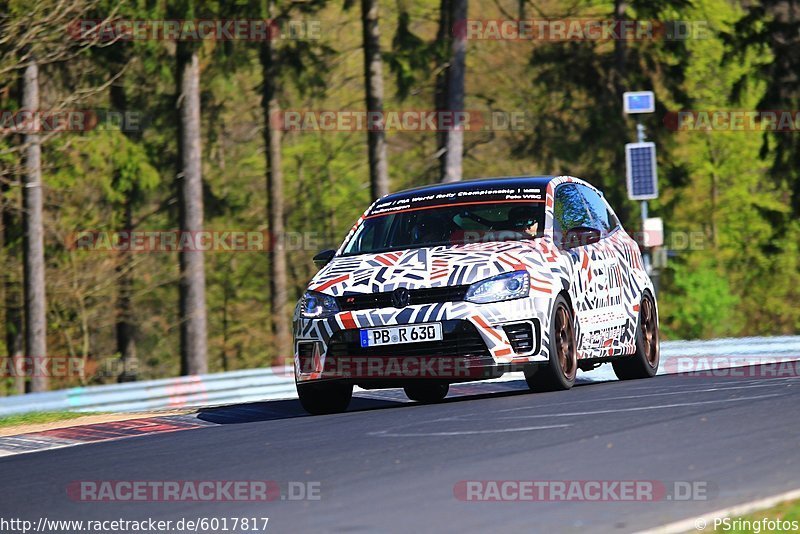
[728,0,800,216]
[660,259,739,339]
[385,10,431,101]
[1,0,799,395]
[657,0,800,337]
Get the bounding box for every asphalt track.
[1,366,799,533]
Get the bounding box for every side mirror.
[313,249,336,268]
[563,226,602,248]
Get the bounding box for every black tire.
[403,382,449,403]
[613,293,660,380]
[296,381,353,415]
[526,294,577,391]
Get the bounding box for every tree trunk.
[435,0,451,178]
[613,0,627,96]
[261,2,292,366]
[442,0,467,183]
[116,198,138,381]
[21,60,48,392]
[361,0,390,200]
[110,82,139,382]
[176,44,208,375]
[1,184,25,394]
[611,0,628,219]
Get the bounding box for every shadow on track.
[195,377,603,425]
[196,396,405,424]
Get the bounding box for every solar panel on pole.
[625,142,658,200]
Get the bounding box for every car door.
[552,184,599,357]
[572,185,630,357]
[589,190,643,355]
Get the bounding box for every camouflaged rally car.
[293,176,660,414]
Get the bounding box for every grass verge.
[720,498,800,533]
[0,411,95,428]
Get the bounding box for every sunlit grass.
[0,411,98,428]
[717,498,800,533]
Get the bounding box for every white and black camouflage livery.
[293,176,660,414]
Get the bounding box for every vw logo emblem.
[391,287,411,308]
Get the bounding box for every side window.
[576,184,611,234]
[553,184,593,238]
[607,208,620,231]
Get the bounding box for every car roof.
[379,175,556,204]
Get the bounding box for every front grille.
[502,321,539,354]
[336,285,469,311]
[327,320,489,359]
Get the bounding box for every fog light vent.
[297,342,319,373]
[503,322,534,353]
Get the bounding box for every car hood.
[308,241,550,295]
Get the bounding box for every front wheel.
[613,293,659,380]
[296,381,353,415]
[526,294,577,391]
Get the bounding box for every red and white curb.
[0,415,213,458]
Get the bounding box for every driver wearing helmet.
[507,205,540,237]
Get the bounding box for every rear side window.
[553,184,593,234]
[607,208,620,231]
[575,184,611,233]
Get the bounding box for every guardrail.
[0,367,296,417]
[1,336,799,417]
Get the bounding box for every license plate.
[359,323,443,348]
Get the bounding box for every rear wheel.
[526,295,577,391]
[613,293,659,380]
[296,381,353,415]
[404,383,449,403]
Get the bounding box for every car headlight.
[300,290,340,318]
[465,271,530,304]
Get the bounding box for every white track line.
[494,393,785,420]
[368,423,571,437]
[635,488,800,534]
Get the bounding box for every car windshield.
[342,201,545,256]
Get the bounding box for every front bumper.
[293,299,550,384]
